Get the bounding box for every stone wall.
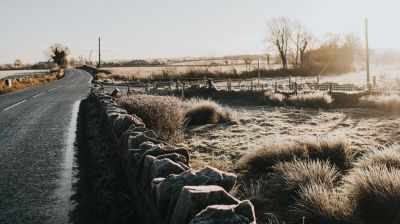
[88,86,256,224]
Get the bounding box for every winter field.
[0,69,50,79]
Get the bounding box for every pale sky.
[0,0,399,64]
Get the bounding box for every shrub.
[306,138,352,171]
[342,165,400,223]
[287,92,333,108]
[117,95,185,143]
[292,184,352,224]
[237,142,307,173]
[184,98,237,125]
[268,159,340,200]
[264,91,286,106]
[353,144,400,169]
[330,92,365,107]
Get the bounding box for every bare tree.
[343,33,361,63]
[243,57,253,71]
[14,59,22,69]
[45,44,70,68]
[288,22,314,69]
[266,17,292,69]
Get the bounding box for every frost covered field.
[182,106,400,171]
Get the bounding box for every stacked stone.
[89,87,256,224]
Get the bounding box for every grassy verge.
[0,70,64,95]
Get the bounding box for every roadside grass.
[0,71,63,95]
[117,94,185,143]
[184,98,237,125]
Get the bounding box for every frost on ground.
[180,106,400,172]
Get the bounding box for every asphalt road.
[0,69,92,224]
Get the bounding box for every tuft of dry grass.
[306,138,353,171]
[190,155,230,172]
[292,183,352,224]
[233,177,268,201]
[184,98,237,125]
[353,144,400,169]
[268,159,340,199]
[237,142,307,173]
[287,92,333,108]
[342,165,400,223]
[365,94,400,112]
[265,91,286,106]
[238,137,352,173]
[117,95,185,143]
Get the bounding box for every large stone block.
[128,132,164,150]
[136,145,189,181]
[112,114,145,137]
[140,157,190,188]
[189,200,256,224]
[155,166,237,218]
[169,185,239,224]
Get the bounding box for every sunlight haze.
[0,0,399,63]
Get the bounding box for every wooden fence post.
[329,83,333,93]
[176,79,180,91]
[145,82,149,94]
[275,82,278,92]
[6,79,12,88]
[251,81,253,91]
[294,82,298,95]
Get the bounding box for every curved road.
[0,69,92,224]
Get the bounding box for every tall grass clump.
[117,95,185,143]
[264,91,286,106]
[292,184,351,224]
[268,159,340,200]
[287,92,333,108]
[306,138,352,171]
[184,98,237,125]
[353,144,400,169]
[237,142,307,173]
[342,165,400,223]
[238,137,352,173]
[366,94,400,112]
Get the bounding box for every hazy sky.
[0,0,399,63]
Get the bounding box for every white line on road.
[57,84,64,88]
[32,92,44,98]
[2,100,27,111]
[48,87,57,92]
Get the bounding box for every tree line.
[266,17,362,75]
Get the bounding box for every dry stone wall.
[89,86,256,224]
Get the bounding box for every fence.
[105,77,371,95]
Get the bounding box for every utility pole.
[257,58,261,84]
[98,37,101,68]
[365,18,370,86]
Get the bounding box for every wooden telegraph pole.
[98,37,101,68]
[257,58,261,84]
[365,18,370,87]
